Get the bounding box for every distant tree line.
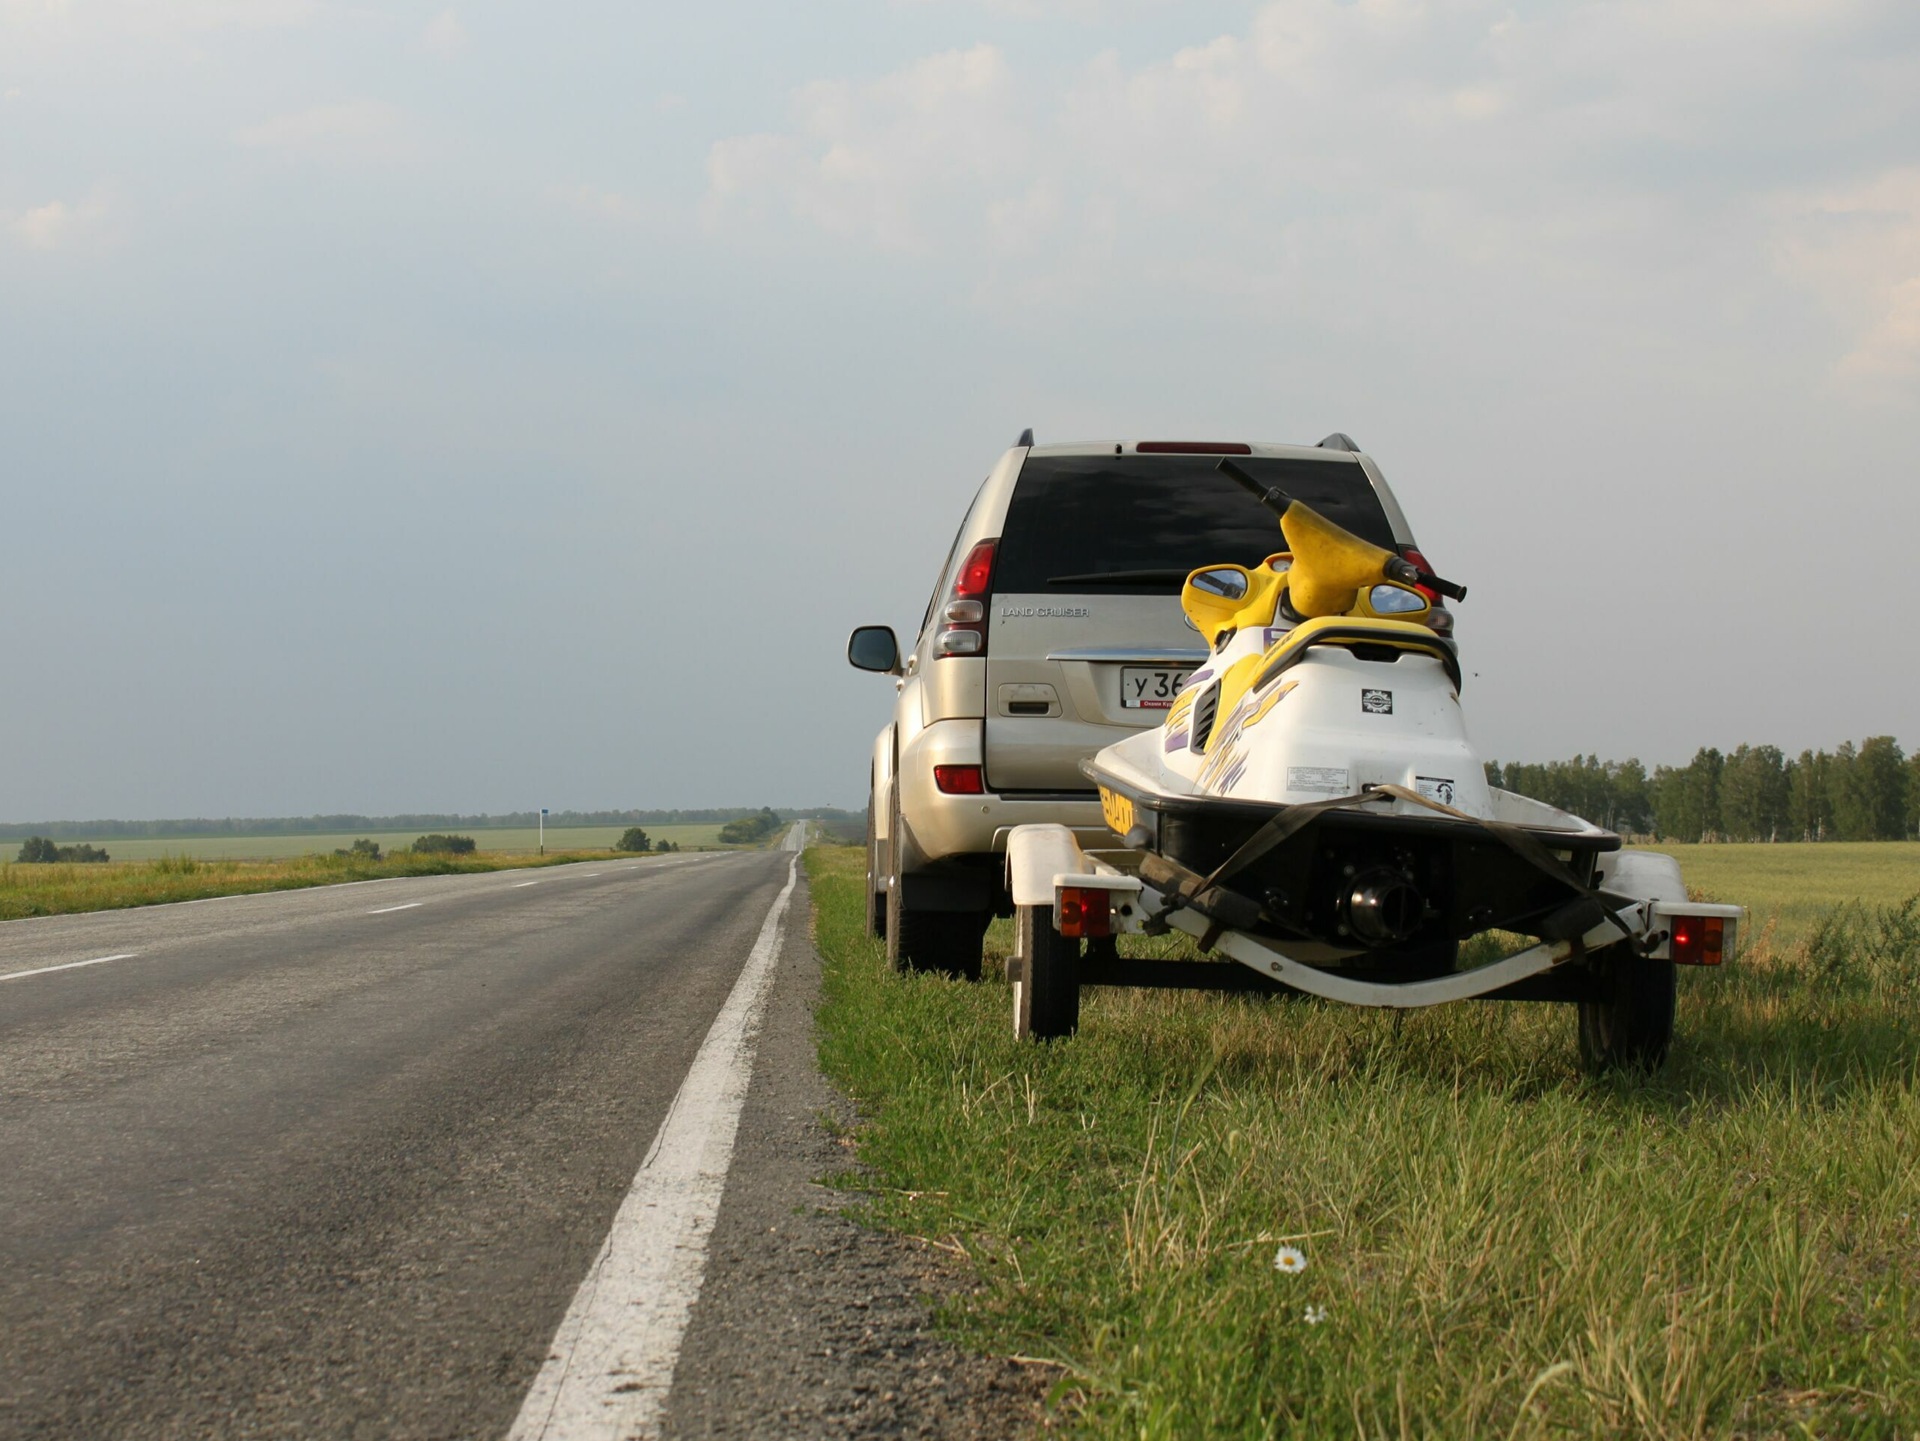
[411,834,476,855]
[1488,736,1919,841]
[13,837,110,864]
[0,806,861,841]
[718,808,785,846]
[615,828,679,853]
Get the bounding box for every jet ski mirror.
[847,625,903,675]
[1189,567,1249,600]
[1181,565,1257,645]
[1367,583,1429,616]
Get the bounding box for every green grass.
[1648,841,1920,942]
[0,848,627,921]
[16,823,731,862]
[807,843,1920,1438]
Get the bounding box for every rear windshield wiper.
[1046,568,1192,587]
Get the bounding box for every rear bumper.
[896,718,1113,895]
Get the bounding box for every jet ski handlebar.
[1216,459,1468,602]
[1217,457,1292,515]
[1386,555,1468,602]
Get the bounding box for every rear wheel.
[884,792,986,980]
[1013,904,1080,1040]
[1577,945,1676,1074]
[886,880,986,980]
[864,801,886,940]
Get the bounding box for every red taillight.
[1056,886,1112,938]
[937,539,997,658]
[1670,916,1725,965]
[933,764,985,795]
[1400,547,1441,604]
[954,539,996,598]
[1135,441,1253,455]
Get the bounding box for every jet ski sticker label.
[1287,766,1350,794]
[1361,689,1394,715]
[1416,776,1457,806]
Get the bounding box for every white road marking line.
[1,953,139,984]
[508,855,800,1441]
[513,881,541,888]
[583,872,602,877]
[368,902,423,915]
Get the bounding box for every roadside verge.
[659,852,1045,1438]
[799,843,1920,1437]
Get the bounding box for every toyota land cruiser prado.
[847,432,1442,978]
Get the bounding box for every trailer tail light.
[1056,886,1112,938]
[1670,915,1726,965]
[933,764,985,795]
[935,539,997,658]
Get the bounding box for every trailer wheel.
[1577,944,1676,1074]
[1013,905,1080,1041]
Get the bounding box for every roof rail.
[1317,432,1360,452]
[1016,427,1034,447]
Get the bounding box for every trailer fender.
[1006,825,1087,908]
[1595,849,1685,906]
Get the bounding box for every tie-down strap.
[1149,784,1632,947]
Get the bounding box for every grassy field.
[0,848,630,921]
[807,842,1920,1438]
[1650,840,1920,940]
[8,823,730,862]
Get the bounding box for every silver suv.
[847,431,1442,978]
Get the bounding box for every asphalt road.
[0,849,795,1440]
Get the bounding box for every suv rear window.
[994,455,1398,595]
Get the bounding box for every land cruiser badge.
[1361,689,1393,715]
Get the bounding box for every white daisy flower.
[1303,1304,1328,1325]
[1273,1245,1307,1275]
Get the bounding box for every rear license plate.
[1120,667,1192,709]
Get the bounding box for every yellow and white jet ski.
[1085,459,1612,962]
[1006,460,1741,1071]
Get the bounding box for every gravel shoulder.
[662,868,1049,1440]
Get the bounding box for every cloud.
[554,183,679,231]
[8,192,111,251]
[1777,168,1920,387]
[0,0,317,38]
[421,7,466,56]
[232,98,422,164]
[701,0,1920,356]
[1846,278,1920,379]
[706,43,1024,252]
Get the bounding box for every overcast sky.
[3,0,1917,820]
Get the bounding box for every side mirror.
[847,625,902,675]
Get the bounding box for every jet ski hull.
[1090,760,1620,959]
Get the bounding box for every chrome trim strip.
[1045,647,1209,664]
